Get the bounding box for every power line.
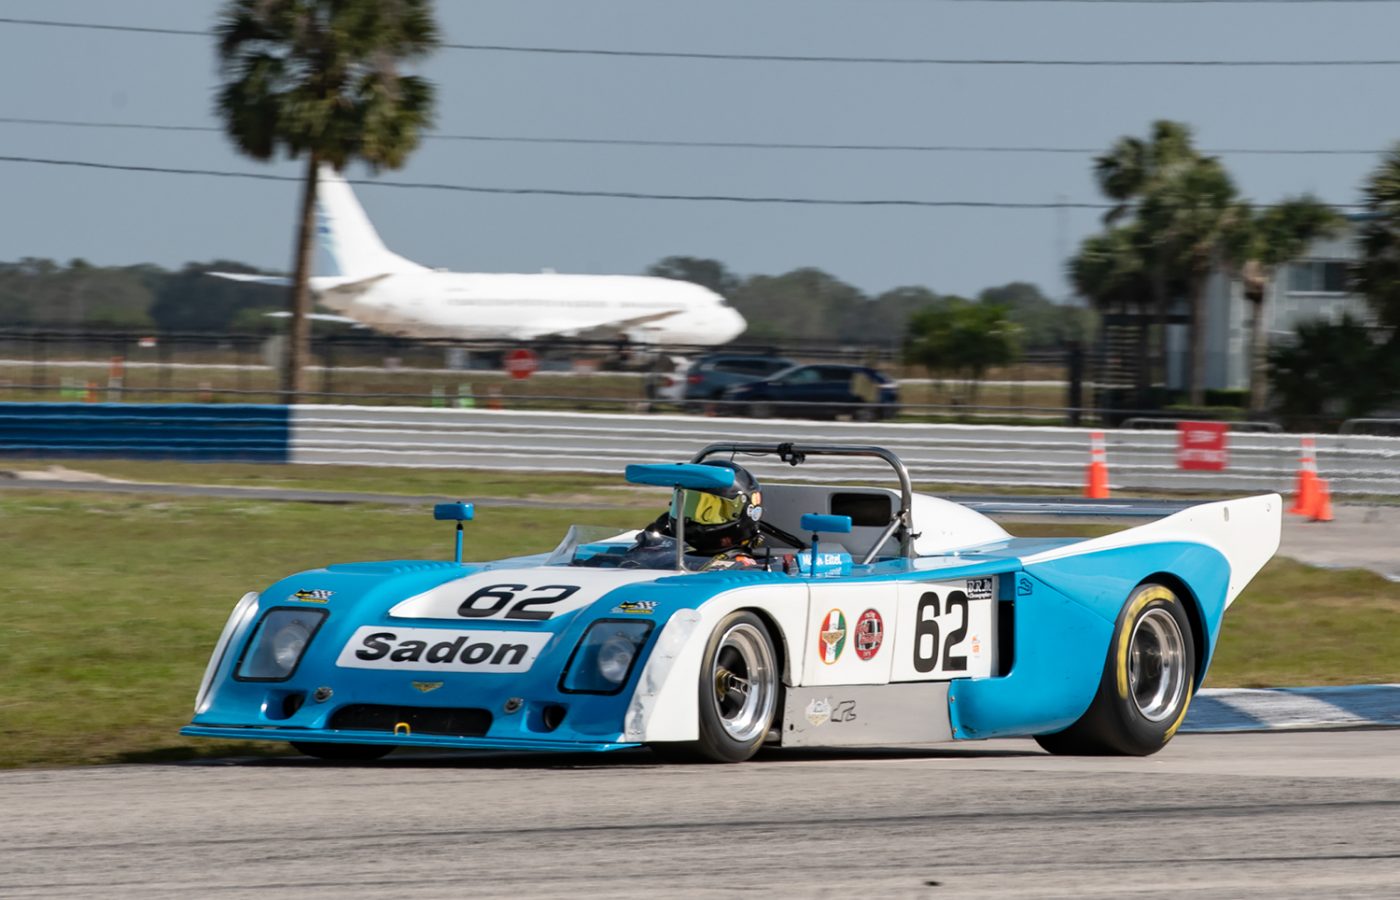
[0,116,1388,157]
[436,43,1400,66]
[3,17,1400,66]
[0,17,204,37]
[944,0,1400,4]
[0,153,1367,210]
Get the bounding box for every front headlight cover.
[235,608,327,682]
[561,619,653,694]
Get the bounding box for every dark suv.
[681,353,796,402]
[722,364,899,420]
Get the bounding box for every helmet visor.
[673,490,744,526]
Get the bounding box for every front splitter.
[181,725,640,753]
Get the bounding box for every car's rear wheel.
[290,741,395,761]
[652,611,780,763]
[1035,583,1195,756]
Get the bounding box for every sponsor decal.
[817,609,847,665]
[854,609,884,661]
[613,600,658,615]
[411,681,444,693]
[336,626,550,673]
[805,696,858,726]
[965,577,994,602]
[290,588,334,603]
[1017,577,1033,596]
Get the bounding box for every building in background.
[1180,219,1375,392]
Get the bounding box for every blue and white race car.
[183,442,1281,762]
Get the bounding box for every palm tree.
[1069,224,1151,399]
[1228,197,1341,412]
[215,0,438,401]
[1356,143,1400,332]
[1092,121,1203,392]
[1138,155,1240,406]
[1094,122,1244,406]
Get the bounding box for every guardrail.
[0,403,290,462]
[3,402,1395,494]
[289,406,1400,496]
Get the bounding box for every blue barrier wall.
[0,403,291,463]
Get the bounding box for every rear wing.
[1019,494,1282,608]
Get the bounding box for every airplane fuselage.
[312,271,746,345]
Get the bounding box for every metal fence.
[3,401,1395,495]
[289,406,1400,496]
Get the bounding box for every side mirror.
[434,502,474,562]
[799,513,852,535]
[798,513,853,577]
[434,502,475,522]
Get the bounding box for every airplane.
[212,167,747,346]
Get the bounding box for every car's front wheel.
[290,741,394,762]
[1035,582,1195,756]
[652,611,780,763]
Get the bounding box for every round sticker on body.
[854,608,884,661]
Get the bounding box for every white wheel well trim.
[624,585,808,744]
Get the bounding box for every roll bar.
[690,442,915,563]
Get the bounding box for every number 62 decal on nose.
[389,568,661,621]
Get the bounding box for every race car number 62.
[912,590,969,673]
[458,583,581,620]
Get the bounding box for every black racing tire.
[650,611,780,764]
[852,406,876,423]
[290,741,395,761]
[1034,582,1196,757]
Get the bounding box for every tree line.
[0,253,1082,352]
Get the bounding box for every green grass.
[2,363,1069,412]
[0,459,653,504]
[1,500,1395,768]
[1007,522,1400,688]
[0,492,639,768]
[1205,558,1400,688]
[0,457,1243,504]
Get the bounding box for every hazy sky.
[2,0,1398,300]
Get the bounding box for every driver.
[635,459,765,569]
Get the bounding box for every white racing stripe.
[389,567,658,621]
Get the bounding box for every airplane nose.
[717,304,747,342]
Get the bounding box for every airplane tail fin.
[316,166,427,278]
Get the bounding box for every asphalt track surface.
[2,730,1398,899]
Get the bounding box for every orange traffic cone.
[1085,431,1110,499]
[1287,438,1319,516]
[1310,478,1334,523]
